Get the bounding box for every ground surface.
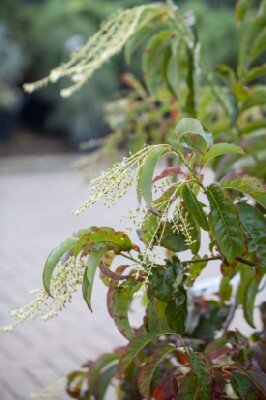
[0,155,263,400]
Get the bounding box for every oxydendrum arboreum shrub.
[2,118,266,399]
[1,1,266,399]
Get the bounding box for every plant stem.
[182,256,220,264]
[236,257,256,267]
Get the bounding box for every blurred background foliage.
[0,0,238,149]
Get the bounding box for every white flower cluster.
[76,146,151,214]
[0,256,86,333]
[23,5,160,97]
[29,378,66,400]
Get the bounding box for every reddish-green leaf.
[107,276,141,340]
[118,327,150,377]
[137,344,175,398]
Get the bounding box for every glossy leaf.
[137,145,170,205]
[137,344,175,398]
[207,184,245,262]
[220,173,266,209]
[202,143,244,165]
[232,372,257,400]
[43,237,77,296]
[181,183,209,231]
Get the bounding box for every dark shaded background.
[0,0,238,155]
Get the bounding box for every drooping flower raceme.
[23,4,166,98]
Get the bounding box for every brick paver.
[0,155,136,399]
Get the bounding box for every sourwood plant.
[1,1,266,399]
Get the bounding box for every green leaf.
[178,350,211,399]
[219,276,232,302]
[92,365,117,400]
[142,30,173,97]
[206,184,245,262]
[89,352,119,394]
[150,261,179,302]
[118,327,150,377]
[202,143,244,165]
[75,227,132,256]
[175,118,213,150]
[107,276,141,340]
[232,372,257,400]
[43,237,77,296]
[185,257,207,286]
[137,145,170,205]
[184,208,201,255]
[249,26,266,64]
[147,298,174,336]
[137,344,175,398]
[235,0,254,21]
[237,202,266,267]
[82,250,105,311]
[181,183,209,231]
[241,65,266,84]
[165,288,187,334]
[220,173,266,209]
[241,85,266,112]
[243,277,260,328]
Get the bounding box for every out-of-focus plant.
[76,0,265,181]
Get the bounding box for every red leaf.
[152,168,189,183]
[207,346,232,361]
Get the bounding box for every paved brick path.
[0,155,142,399]
[0,155,263,399]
